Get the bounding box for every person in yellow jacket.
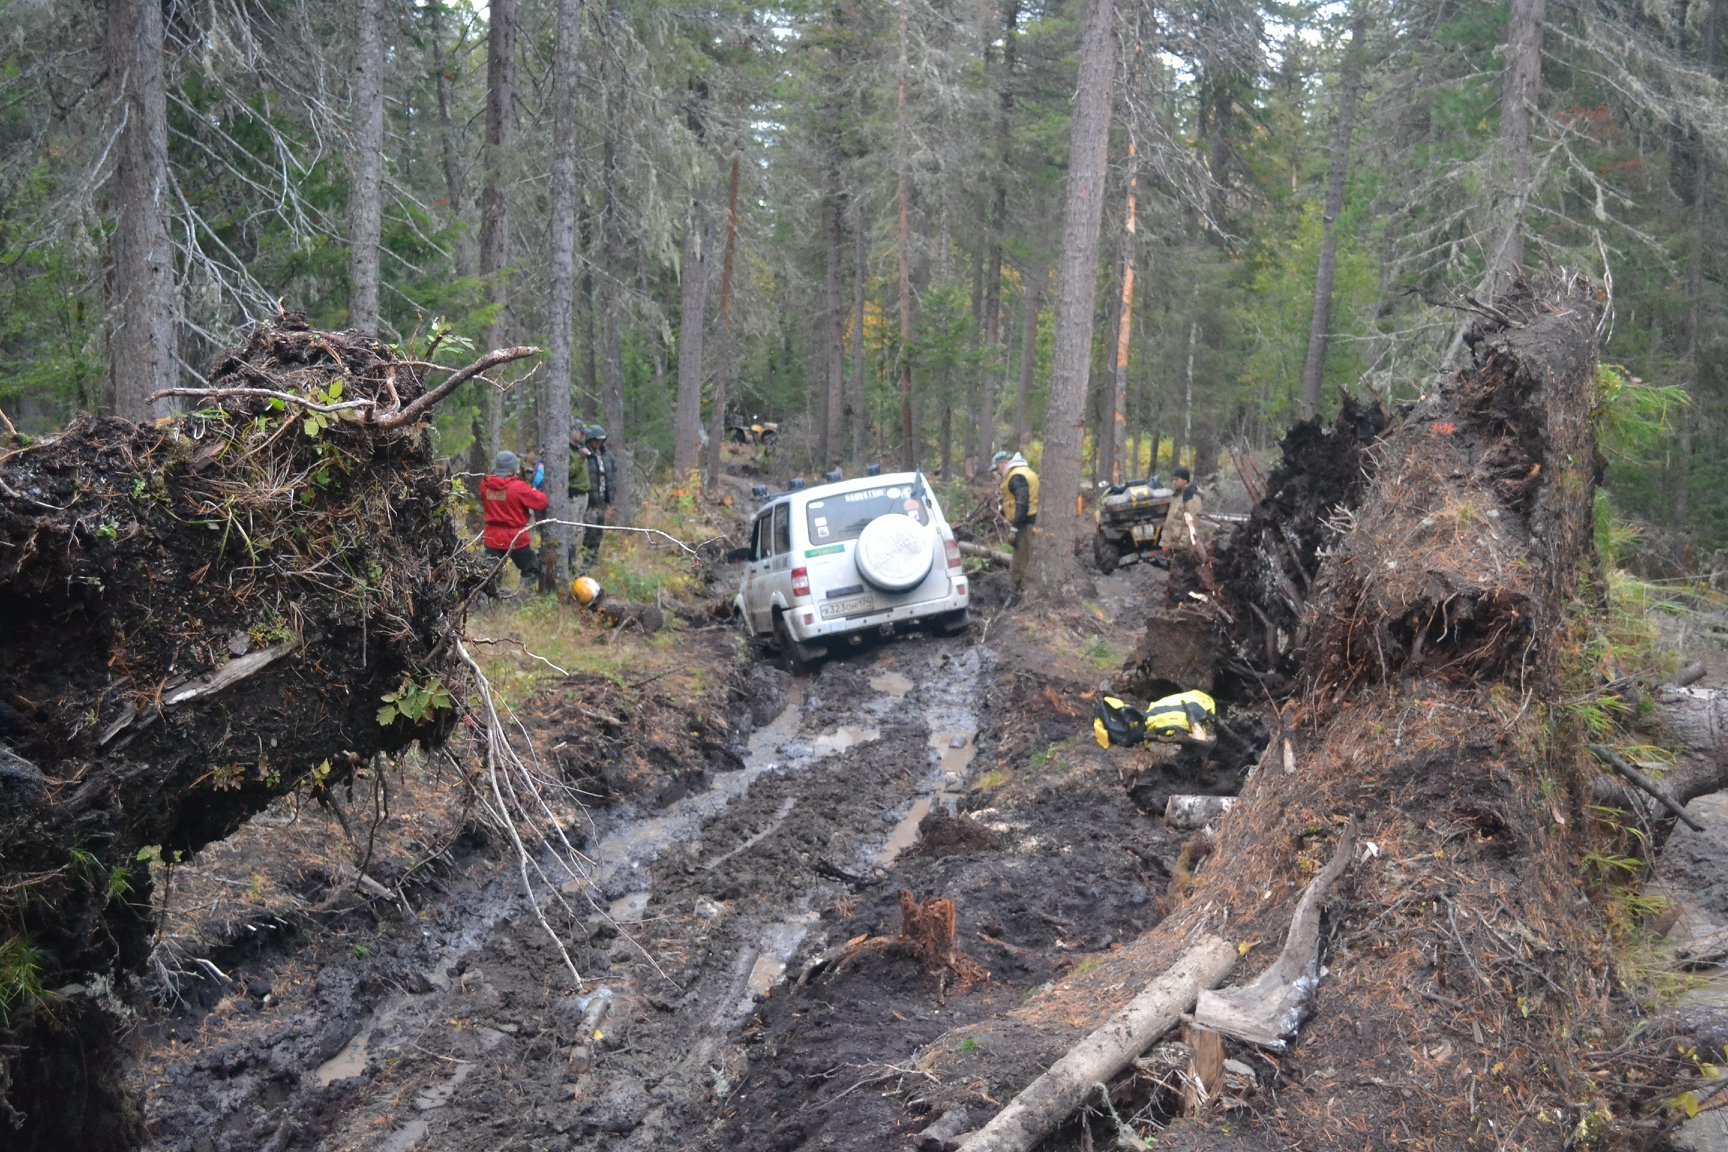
[992,451,1039,600]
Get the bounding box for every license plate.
[820,595,872,619]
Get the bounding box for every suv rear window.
[805,483,930,544]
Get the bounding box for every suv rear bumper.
[783,587,968,644]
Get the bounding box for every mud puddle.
[130,635,994,1152]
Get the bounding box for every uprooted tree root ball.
[0,317,497,1148]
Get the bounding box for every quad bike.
[1092,476,1173,573]
[725,412,780,448]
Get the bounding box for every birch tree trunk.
[347,0,385,337]
[1297,4,1366,421]
[104,0,178,422]
[479,0,517,457]
[540,0,582,594]
[1035,0,1117,586]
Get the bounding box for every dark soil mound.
[0,318,481,1149]
[1210,394,1389,684]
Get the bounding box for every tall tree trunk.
[347,0,385,337]
[581,215,599,421]
[1034,0,1117,586]
[479,0,517,456]
[428,2,468,270]
[104,0,177,421]
[850,208,868,469]
[706,142,744,490]
[1297,5,1366,421]
[1679,0,1718,523]
[672,197,710,478]
[1107,136,1137,486]
[975,0,1019,475]
[1015,262,1043,449]
[1205,83,1234,239]
[896,0,916,471]
[1445,0,1545,366]
[599,1,629,516]
[1173,289,1200,468]
[820,183,846,473]
[1492,0,1544,284]
[540,0,583,594]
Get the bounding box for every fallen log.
[953,935,1237,1152]
[958,540,1012,566]
[1163,794,1236,829]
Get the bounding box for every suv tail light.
[944,538,962,570]
[790,567,811,599]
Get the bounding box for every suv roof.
[753,470,925,510]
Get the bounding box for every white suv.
[734,472,971,672]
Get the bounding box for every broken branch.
[373,345,538,429]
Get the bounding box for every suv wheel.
[773,613,819,676]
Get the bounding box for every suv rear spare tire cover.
[854,514,936,592]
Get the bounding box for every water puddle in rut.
[871,648,983,867]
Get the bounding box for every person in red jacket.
[480,450,548,593]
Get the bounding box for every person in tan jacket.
[1161,467,1212,555]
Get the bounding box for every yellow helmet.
[571,575,603,607]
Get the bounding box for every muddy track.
[133,631,999,1151]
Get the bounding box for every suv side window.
[750,514,769,561]
[773,503,792,555]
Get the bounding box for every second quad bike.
[1093,476,1173,573]
[725,412,780,448]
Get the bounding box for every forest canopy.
[0,0,1721,549]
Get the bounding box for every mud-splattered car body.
[735,472,970,671]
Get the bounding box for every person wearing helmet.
[481,450,549,594]
[581,423,618,569]
[565,427,594,568]
[994,450,1039,600]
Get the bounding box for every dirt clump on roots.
[0,316,485,1149]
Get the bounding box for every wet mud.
[124,562,1232,1152]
